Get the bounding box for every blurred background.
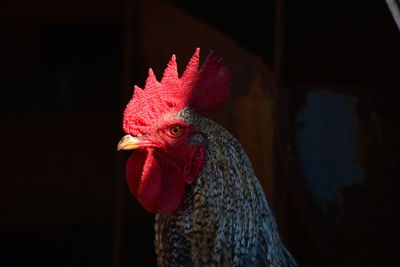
[1,0,399,266]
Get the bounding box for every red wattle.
[126,149,186,214]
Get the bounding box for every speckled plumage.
[154,109,297,267]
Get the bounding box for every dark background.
[1,0,399,266]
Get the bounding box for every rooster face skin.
[118,110,206,214]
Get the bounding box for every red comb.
[123,48,231,135]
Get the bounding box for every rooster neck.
[154,110,296,266]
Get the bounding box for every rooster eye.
[168,125,184,137]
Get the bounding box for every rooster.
[117,48,296,266]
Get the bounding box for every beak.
[117,135,142,151]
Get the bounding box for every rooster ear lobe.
[184,145,205,184]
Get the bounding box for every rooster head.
[118,48,231,214]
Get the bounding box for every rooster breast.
[155,109,296,267]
